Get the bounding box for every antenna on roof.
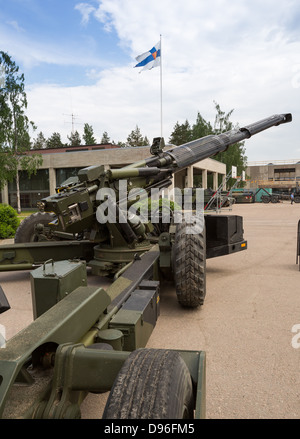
[63,113,81,134]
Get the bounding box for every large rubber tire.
[14,212,55,243]
[173,217,206,308]
[102,348,194,419]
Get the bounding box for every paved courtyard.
[1,201,300,419]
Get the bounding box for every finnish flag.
[134,41,161,72]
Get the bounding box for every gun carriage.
[0,113,291,419]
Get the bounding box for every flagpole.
[160,34,163,138]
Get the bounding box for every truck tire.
[14,212,55,243]
[173,217,206,308]
[102,348,194,419]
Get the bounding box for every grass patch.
[17,210,37,221]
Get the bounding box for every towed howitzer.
[0,112,292,419]
[0,113,292,308]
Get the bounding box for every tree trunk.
[16,170,21,214]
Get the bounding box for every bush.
[0,204,20,239]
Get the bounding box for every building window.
[274,168,295,181]
[56,168,83,186]
[8,169,50,209]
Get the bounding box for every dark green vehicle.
[0,113,292,419]
[232,191,255,204]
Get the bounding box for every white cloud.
[27,66,164,144]
[26,0,300,160]
[6,20,25,33]
[0,23,107,70]
[75,3,96,25]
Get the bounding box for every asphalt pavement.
[1,201,300,419]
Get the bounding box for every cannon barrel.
[105,113,292,189]
[160,113,292,169]
[27,112,292,238]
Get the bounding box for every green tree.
[117,141,127,147]
[46,132,64,149]
[83,123,96,145]
[212,101,235,134]
[67,130,81,146]
[127,125,149,147]
[192,112,213,139]
[169,102,248,188]
[169,120,192,145]
[32,131,47,149]
[212,102,247,187]
[101,131,110,144]
[0,51,42,213]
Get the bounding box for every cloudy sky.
[1,0,299,162]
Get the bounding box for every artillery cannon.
[0,112,292,419]
[1,112,292,306]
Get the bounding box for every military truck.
[232,190,255,204]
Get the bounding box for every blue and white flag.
[134,41,161,72]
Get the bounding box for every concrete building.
[246,160,300,192]
[0,143,226,209]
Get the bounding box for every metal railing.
[248,159,300,166]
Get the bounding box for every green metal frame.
[0,245,206,419]
[0,240,95,271]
